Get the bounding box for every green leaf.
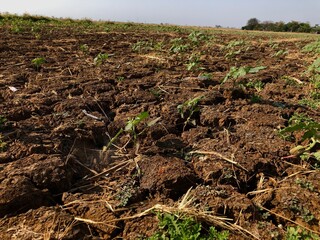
[248,66,267,73]
[313,151,320,161]
[124,111,149,132]
[279,122,307,134]
[235,66,249,78]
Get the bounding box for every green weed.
[223,40,249,60]
[132,40,154,52]
[295,178,315,191]
[286,226,319,240]
[188,30,210,45]
[178,96,204,130]
[198,73,213,80]
[302,40,320,54]
[148,212,229,240]
[288,199,315,224]
[31,57,45,70]
[273,49,288,58]
[245,80,265,92]
[104,112,160,150]
[299,97,320,110]
[116,76,125,82]
[224,40,246,49]
[80,44,89,54]
[154,41,165,51]
[279,113,320,161]
[307,58,320,75]
[94,53,109,65]
[186,54,204,71]
[170,38,189,53]
[221,66,266,85]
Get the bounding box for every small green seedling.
[94,53,109,65]
[131,40,153,52]
[104,112,160,150]
[279,113,320,161]
[299,91,320,109]
[302,40,320,54]
[307,58,320,75]
[223,40,250,60]
[124,111,149,140]
[273,49,288,58]
[188,30,210,45]
[178,96,204,130]
[286,226,319,240]
[186,54,204,71]
[221,66,266,85]
[170,38,189,53]
[245,80,265,92]
[31,57,45,70]
[80,44,89,54]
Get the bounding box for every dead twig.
[189,150,249,172]
[74,217,118,228]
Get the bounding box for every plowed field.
[0,17,320,239]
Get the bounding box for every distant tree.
[275,21,286,32]
[245,18,260,30]
[247,18,259,26]
[242,18,317,33]
[297,22,311,32]
[285,21,300,32]
[260,21,275,31]
[312,24,320,34]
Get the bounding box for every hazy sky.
[0,0,319,28]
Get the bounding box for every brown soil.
[0,22,320,239]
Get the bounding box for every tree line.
[242,18,320,33]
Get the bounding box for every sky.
[0,0,319,28]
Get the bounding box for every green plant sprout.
[223,40,250,60]
[170,38,189,53]
[79,44,89,54]
[186,54,204,71]
[178,96,204,130]
[154,41,165,51]
[225,40,246,49]
[302,40,320,54]
[273,49,288,58]
[131,40,154,52]
[286,226,319,240]
[299,90,320,109]
[104,112,160,150]
[221,66,266,85]
[94,53,109,65]
[188,30,210,45]
[279,113,320,161]
[31,57,45,70]
[307,58,320,75]
[245,80,265,92]
[148,212,229,240]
